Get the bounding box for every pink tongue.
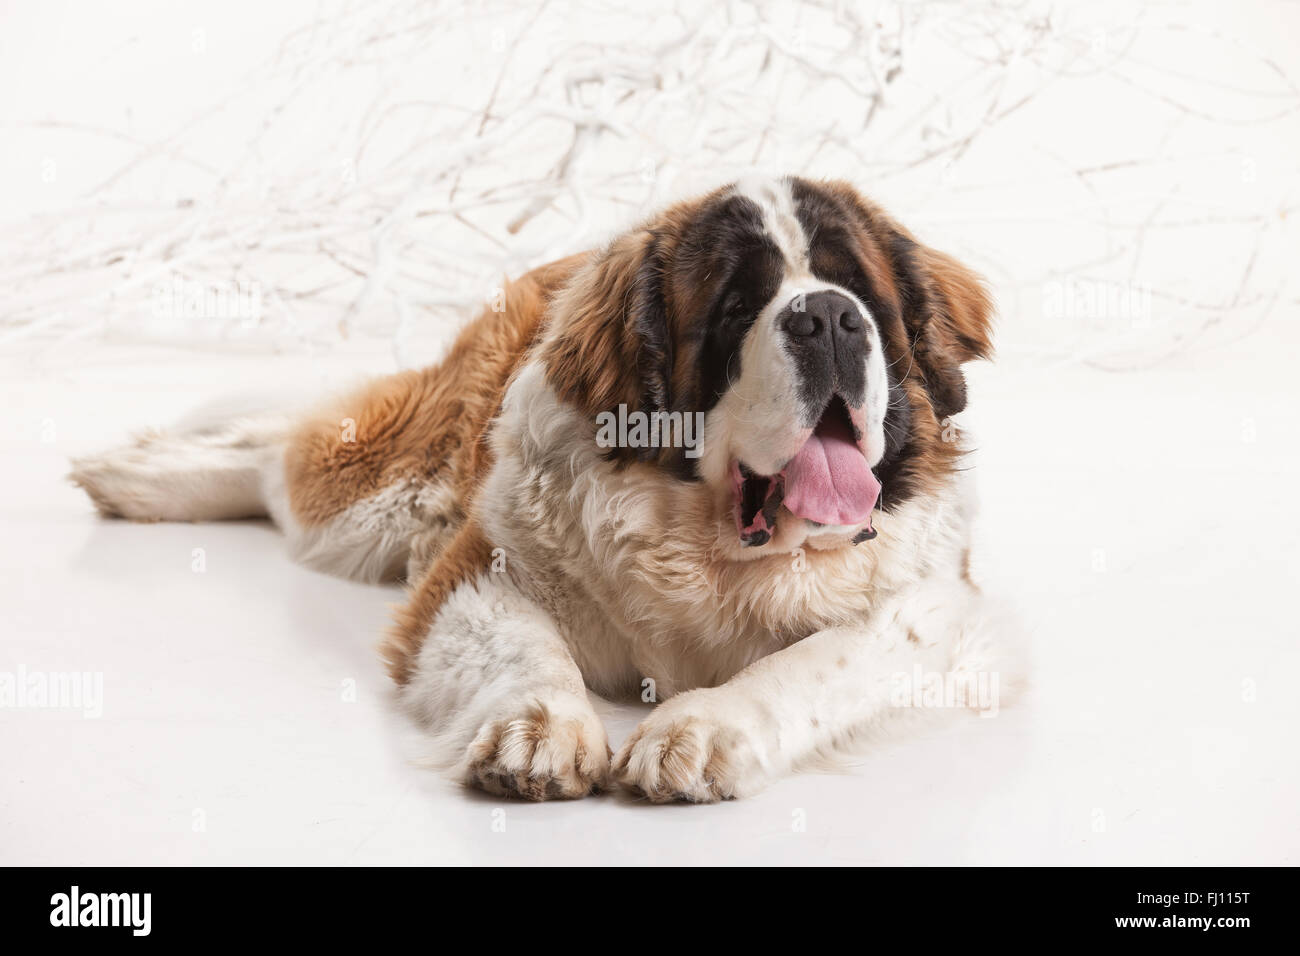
[782,424,880,527]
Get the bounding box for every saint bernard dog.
[70,176,1019,802]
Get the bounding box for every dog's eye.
[723,292,748,321]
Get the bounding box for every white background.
[1,0,1297,864]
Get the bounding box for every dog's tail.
[68,397,299,523]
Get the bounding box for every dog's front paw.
[464,697,610,801]
[613,691,767,803]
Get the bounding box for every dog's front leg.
[397,554,611,800]
[615,578,1010,802]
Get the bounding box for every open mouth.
[732,396,882,547]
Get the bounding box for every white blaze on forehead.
[732,175,808,274]
[712,176,889,489]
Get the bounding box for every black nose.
[782,290,862,337]
[778,290,869,412]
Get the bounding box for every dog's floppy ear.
[823,180,993,420]
[886,231,993,420]
[540,229,672,451]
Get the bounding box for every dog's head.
[540,175,992,553]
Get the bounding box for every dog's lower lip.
[735,467,783,546]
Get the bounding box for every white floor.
[2,329,1297,866]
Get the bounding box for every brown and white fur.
[70,176,1018,803]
